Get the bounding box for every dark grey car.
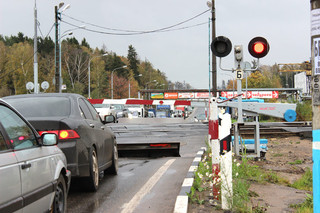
[4,93,118,192]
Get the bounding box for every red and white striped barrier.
[88,99,191,106]
[208,98,220,200]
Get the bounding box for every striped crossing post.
[313,130,320,212]
[311,1,320,211]
[209,98,220,200]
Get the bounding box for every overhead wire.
[62,9,210,35]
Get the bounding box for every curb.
[173,147,207,213]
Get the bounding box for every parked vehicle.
[194,113,208,123]
[4,93,118,192]
[0,99,71,213]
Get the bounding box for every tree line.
[0,32,192,98]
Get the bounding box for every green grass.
[288,160,303,165]
[291,168,312,191]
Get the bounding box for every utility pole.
[211,0,217,97]
[311,0,320,212]
[54,6,60,93]
[33,1,39,94]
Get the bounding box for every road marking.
[121,159,175,213]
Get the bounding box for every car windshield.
[93,104,110,108]
[112,104,124,110]
[5,97,71,117]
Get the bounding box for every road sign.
[236,70,243,79]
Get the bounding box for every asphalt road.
[67,117,208,213]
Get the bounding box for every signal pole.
[311,0,320,212]
[211,0,217,97]
[33,1,39,94]
[54,6,60,93]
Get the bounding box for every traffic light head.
[211,36,232,57]
[248,37,269,58]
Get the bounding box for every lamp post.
[111,65,127,99]
[88,53,108,99]
[129,74,142,98]
[145,80,157,100]
[55,2,70,93]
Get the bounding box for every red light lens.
[253,42,265,53]
[38,130,80,140]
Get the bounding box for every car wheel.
[86,148,99,192]
[51,174,67,213]
[105,142,118,175]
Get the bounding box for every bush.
[296,101,312,121]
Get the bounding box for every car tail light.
[38,130,80,140]
[149,143,171,148]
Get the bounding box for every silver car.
[0,99,71,213]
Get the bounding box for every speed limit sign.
[236,70,243,79]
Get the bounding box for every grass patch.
[288,160,303,165]
[273,153,283,157]
[291,168,312,191]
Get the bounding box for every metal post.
[237,78,243,123]
[129,80,131,98]
[211,0,217,97]
[88,60,91,98]
[58,13,62,93]
[111,71,114,99]
[33,1,38,94]
[311,1,320,211]
[54,6,59,93]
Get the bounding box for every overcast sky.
[0,0,310,89]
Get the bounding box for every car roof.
[3,93,84,99]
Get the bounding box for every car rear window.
[5,97,71,117]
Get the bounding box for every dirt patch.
[188,136,313,212]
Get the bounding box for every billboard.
[220,91,279,99]
[178,92,195,99]
[151,93,164,99]
[164,93,178,99]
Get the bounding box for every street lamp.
[145,80,157,100]
[55,2,71,93]
[129,74,142,98]
[88,53,108,99]
[111,65,127,99]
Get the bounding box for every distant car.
[194,113,208,123]
[93,103,112,120]
[4,93,118,192]
[0,99,71,213]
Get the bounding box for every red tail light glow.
[38,130,80,140]
[150,144,171,148]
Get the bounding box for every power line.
[62,9,210,35]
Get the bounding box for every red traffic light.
[248,37,269,58]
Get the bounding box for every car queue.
[0,93,118,213]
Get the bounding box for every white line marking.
[121,159,175,213]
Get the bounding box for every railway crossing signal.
[211,36,232,57]
[248,37,270,58]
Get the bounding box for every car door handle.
[89,123,95,128]
[21,163,31,170]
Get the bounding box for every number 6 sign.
[236,70,243,79]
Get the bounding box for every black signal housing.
[211,36,232,57]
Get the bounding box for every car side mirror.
[42,133,58,146]
[104,115,116,124]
